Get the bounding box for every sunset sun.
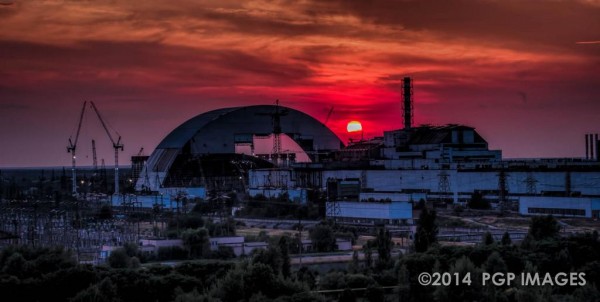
[346,120,363,133]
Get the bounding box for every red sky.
[0,0,599,167]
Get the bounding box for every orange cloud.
[0,0,598,166]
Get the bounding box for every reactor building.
[133,78,600,223]
[135,105,343,197]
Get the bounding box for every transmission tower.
[565,170,571,196]
[438,170,451,204]
[255,100,289,166]
[325,179,340,222]
[497,170,510,213]
[360,170,367,189]
[524,172,538,195]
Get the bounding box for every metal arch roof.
[155,105,343,150]
[157,107,239,149]
[138,104,344,190]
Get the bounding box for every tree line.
[1,209,599,301]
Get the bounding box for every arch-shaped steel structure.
[136,105,343,191]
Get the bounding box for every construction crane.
[256,100,288,165]
[67,101,87,195]
[324,106,334,125]
[92,139,98,171]
[90,101,124,195]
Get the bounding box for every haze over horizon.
[1,0,599,168]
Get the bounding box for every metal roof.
[157,107,238,149]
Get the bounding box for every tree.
[467,191,491,210]
[174,287,212,302]
[484,252,507,274]
[501,231,512,246]
[130,256,141,268]
[528,215,560,241]
[252,247,282,275]
[364,247,373,269]
[243,263,279,300]
[71,277,120,302]
[309,224,336,252]
[215,267,245,302]
[573,284,600,302]
[2,252,27,277]
[108,248,130,268]
[397,264,411,301]
[182,228,211,258]
[338,288,356,302]
[123,242,139,257]
[376,228,393,268]
[279,236,291,278]
[365,285,384,302]
[414,207,438,253]
[434,256,484,302]
[482,232,495,245]
[347,250,360,273]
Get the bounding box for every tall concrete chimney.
[402,77,413,130]
[586,134,590,159]
[594,133,600,161]
[590,134,595,160]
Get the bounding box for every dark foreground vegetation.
[1,215,599,301]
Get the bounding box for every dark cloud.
[0,101,29,111]
[309,0,600,54]
[0,39,315,91]
[0,0,599,165]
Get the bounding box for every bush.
[157,246,189,261]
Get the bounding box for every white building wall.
[321,170,600,196]
[332,201,412,220]
[249,169,295,188]
[250,169,600,197]
[519,196,593,218]
[248,188,307,203]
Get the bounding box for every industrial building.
[132,77,600,222]
[519,196,600,218]
[326,189,414,225]
[134,105,343,195]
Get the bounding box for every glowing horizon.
[0,0,599,167]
